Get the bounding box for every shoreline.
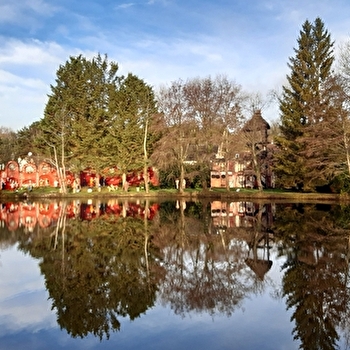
[0,187,348,203]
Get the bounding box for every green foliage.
[330,173,350,193]
[274,17,335,191]
[19,212,161,340]
[105,73,158,175]
[158,167,179,188]
[38,54,120,172]
[274,203,349,349]
[36,54,158,179]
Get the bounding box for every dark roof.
[243,110,270,132]
[245,258,273,280]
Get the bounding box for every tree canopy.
[34,54,158,191]
[274,17,336,190]
[154,75,244,192]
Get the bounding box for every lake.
[0,198,349,350]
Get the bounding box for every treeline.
[2,17,350,193]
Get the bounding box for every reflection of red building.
[38,202,61,228]
[79,200,159,221]
[80,201,99,221]
[21,202,37,232]
[0,200,160,230]
[2,203,20,231]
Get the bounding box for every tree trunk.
[122,173,128,191]
[253,158,263,191]
[143,112,150,194]
[225,160,230,191]
[179,162,185,194]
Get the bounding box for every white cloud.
[0,0,349,130]
[0,39,63,67]
[0,245,56,334]
[115,3,135,10]
[0,0,57,25]
[0,39,73,130]
[26,0,58,16]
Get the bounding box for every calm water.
[0,198,349,350]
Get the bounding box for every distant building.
[210,110,275,189]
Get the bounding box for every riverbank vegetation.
[1,184,348,204]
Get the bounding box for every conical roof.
[243,110,270,132]
[245,258,273,280]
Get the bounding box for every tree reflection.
[3,198,350,347]
[274,203,350,350]
[0,198,278,339]
[17,199,163,340]
[152,200,271,316]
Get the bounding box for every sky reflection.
[0,244,299,350]
[0,245,56,334]
[1,199,349,350]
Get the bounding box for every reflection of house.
[211,200,275,280]
[245,256,273,281]
[211,201,275,229]
[245,217,274,280]
[210,110,275,189]
[0,200,159,231]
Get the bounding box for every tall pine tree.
[274,18,334,191]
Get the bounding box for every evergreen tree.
[68,54,120,175]
[37,54,119,189]
[105,73,158,191]
[38,54,158,192]
[275,18,335,190]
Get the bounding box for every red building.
[0,157,159,191]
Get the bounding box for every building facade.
[210,110,275,189]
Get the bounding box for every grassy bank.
[0,186,349,203]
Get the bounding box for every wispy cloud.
[1,0,350,130]
[0,0,57,24]
[0,247,56,334]
[0,39,62,66]
[115,3,135,10]
[0,38,74,129]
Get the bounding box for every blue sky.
[1,0,350,131]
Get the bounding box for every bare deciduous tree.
[154,75,244,191]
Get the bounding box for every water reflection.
[0,199,159,232]
[273,203,350,349]
[0,199,350,349]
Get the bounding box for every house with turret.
[210,110,275,189]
